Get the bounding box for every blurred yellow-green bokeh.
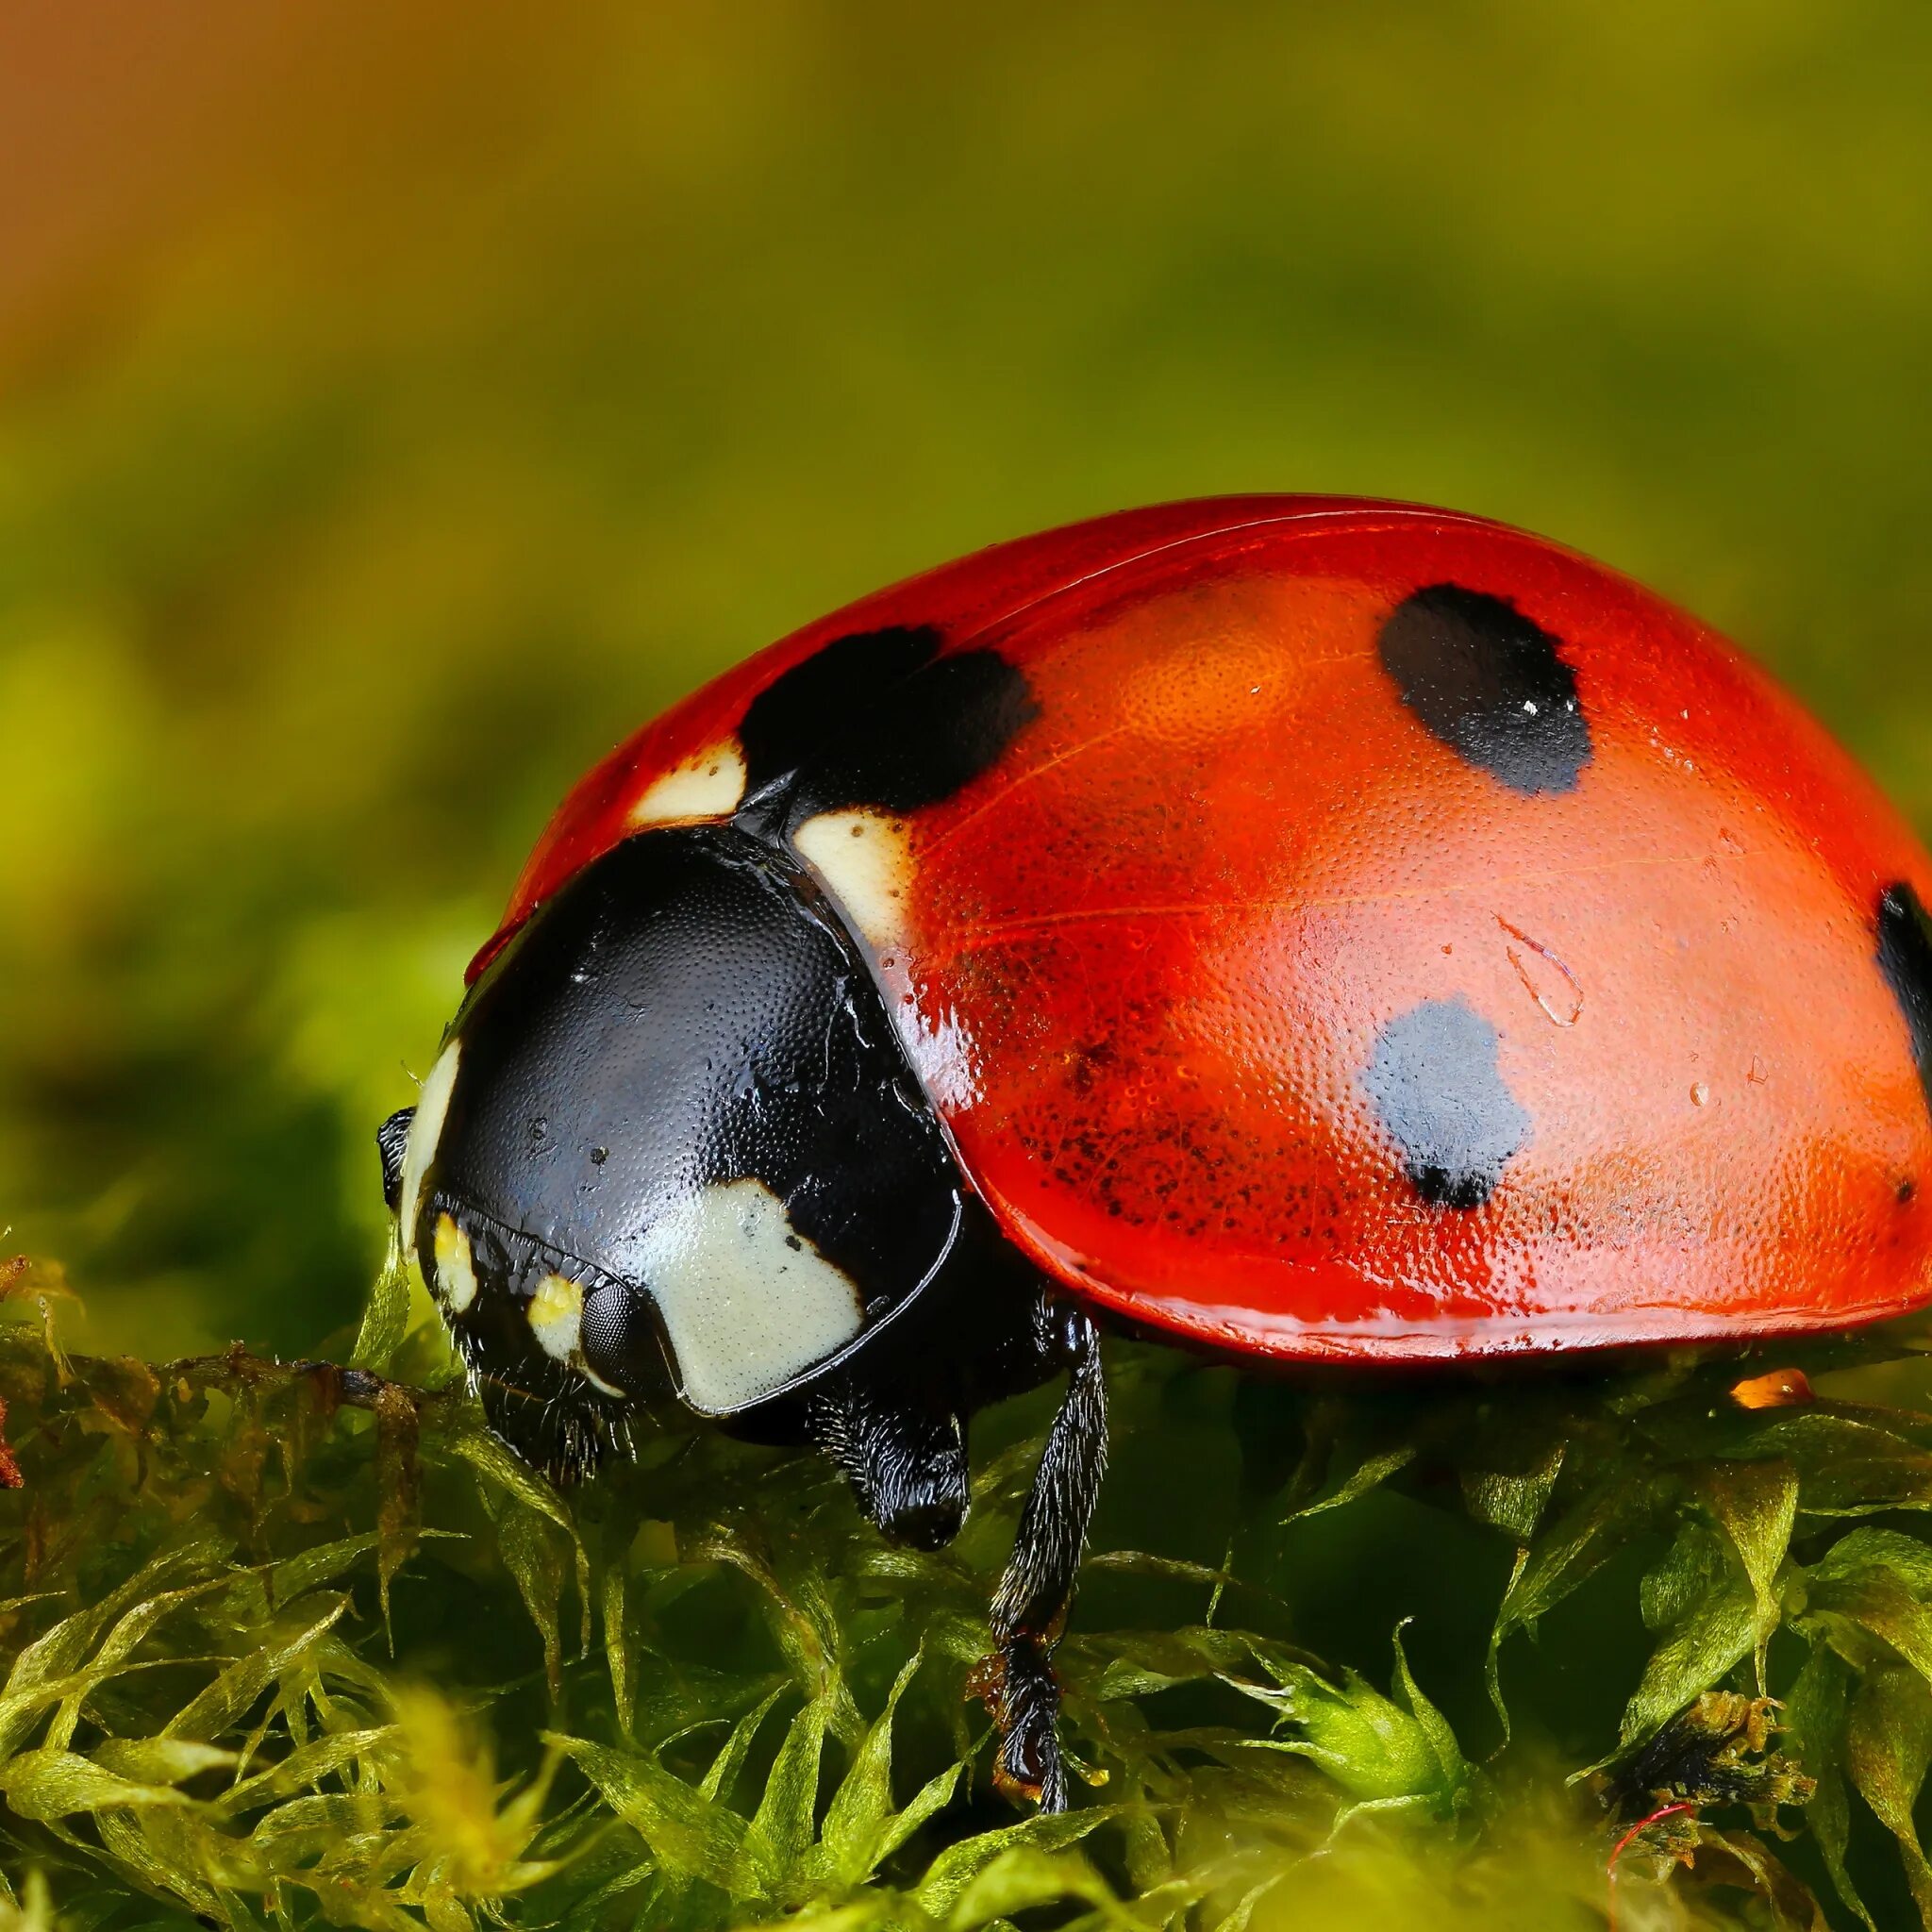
[5,0,1932,1363]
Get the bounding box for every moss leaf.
[1459,1440,1565,1543]
[1488,1474,1650,1730]
[352,1229,414,1374]
[1782,1642,1874,1930]
[1803,1526,1932,1687]
[549,1732,747,1889]
[739,1692,830,1901]
[1844,1662,1932,1928]
[1390,1623,1468,1811]
[1620,1575,1758,1747]
[1238,1642,1464,1808]
[814,1653,958,1890]
[162,1602,347,1743]
[1758,1414,1932,1517]
[1700,1457,1798,1658]
[913,1807,1114,1921]
[1284,1443,1416,1524]
[0,1748,191,1820]
[942,1845,1115,1925]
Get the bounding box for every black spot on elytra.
[1363,997,1530,1208]
[1878,881,1932,1125]
[737,624,1038,835]
[1378,583,1591,795]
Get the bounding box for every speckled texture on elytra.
[481,497,1932,1361]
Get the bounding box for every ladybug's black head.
[377,824,965,1438]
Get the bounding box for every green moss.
[8,1273,1932,1929]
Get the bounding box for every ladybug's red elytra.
[377,495,1932,1809]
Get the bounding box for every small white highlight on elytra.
[527,1272,584,1362]
[627,744,747,828]
[793,808,912,952]
[433,1212,478,1314]
[400,1039,460,1244]
[640,1177,865,1416]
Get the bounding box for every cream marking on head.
[433,1212,478,1314]
[793,808,912,953]
[527,1272,584,1362]
[400,1040,461,1244]
[639,1177,864,1416]
[627,743,747,828]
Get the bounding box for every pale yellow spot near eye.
[627,743,747,827]
[433,1213,478,1314]
[793,808,912,951]
[528,1272,584,1361]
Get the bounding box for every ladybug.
[376,495,1932,1809]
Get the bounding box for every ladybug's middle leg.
[984,1300,1108,1813]
[798,1241,1108,1814]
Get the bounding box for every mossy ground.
[8,1249,1932,1930]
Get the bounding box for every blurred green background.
[5,0,1932,1365]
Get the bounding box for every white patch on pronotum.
[640,1178,865,1416]
[527,1272,585,1362]
[627,743,747,828]
[433,1212,478,1314]
[793,808,912,952]
[400,1040,460,1244]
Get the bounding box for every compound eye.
[376,1108,415,1214]
[580,1283,660,1402]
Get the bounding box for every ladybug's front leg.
[982,1303,1108,1812]
[804,1372,970,1552]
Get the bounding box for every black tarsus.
[988,1301,1108,1812]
